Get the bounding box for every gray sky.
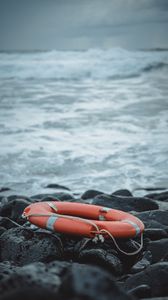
[0,0,168,50]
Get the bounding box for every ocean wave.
[142,62,168,72]
[0,48,168,81]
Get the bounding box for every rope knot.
[92,233,105,243]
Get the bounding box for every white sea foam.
[0,48,168,195]
[0,48,168,80]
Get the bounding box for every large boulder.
[0,228,63,265]
[0,261,133,300]
[0,262,61,300]
[91,194,158,212]
[59,263,133,300]
[125,262,168,297]
[135,210,168,229]
[77,247,123,275]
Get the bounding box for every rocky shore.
[0,187,168,300]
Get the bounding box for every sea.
[0,48,168,196]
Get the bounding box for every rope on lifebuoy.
[23,210,143,256]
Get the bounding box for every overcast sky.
[0,0,168,50]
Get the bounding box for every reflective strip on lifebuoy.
[23,201,144,238]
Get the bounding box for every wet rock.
[59,263,133,300]
[128,284,151,298]
[0,287,57,300]
[0,199,30,224]
[0,261,18,281]
[0,187,11,193]
[115,238,144,272]
[145,191,168,202]
[125,262,168,297]
[62,236,82,260]
[130,251,152,273]
[47,192,74,201]
[92,194,158,212]
[144,228,168,240]
[77,248,123,275]
[0,261,133,300]
[112,189,133,197]
[0,262,61,299]
[162,253,168,262]
[0,226,5,235]
[46,260,72,276]
[31,192,74,202]
[0,217,22,229]
[147,239,168,263]
[134,187,167,192]
[81,189,104,200]
[136,210,168,229]
[45,183,71,191]
[74,237,141,273]
[7,195,32,202]
[0,228,63,265]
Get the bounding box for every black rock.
[0,228,63,265]
[0,226,5,235]
[59,263,133,300]
[128,284,151,298]
[81,189,104,200]
[147,239,168,263]
[144,191,168,202]
[61,236,82,260]
[125,262,168,297]
[92,194,158,212]
[74,237,142,273]
[0,217,22,229]
[112,189,133,197]
[162,253,168,262]
[0,287,57,300]
[144,228,168,240]
[0,199,30,224]
[6,195,32,202]
[45,183,71,191]
[130,251,152,273]
[77,248,123,276]
[0,187,11,193]
[0,261,133,300]
[0,261,18,281]
[31,192,74,202]
[0,262,61,300]
[136,210,168,229]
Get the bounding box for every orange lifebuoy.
[23,201,144,239]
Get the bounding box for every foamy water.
[0,48,168,196]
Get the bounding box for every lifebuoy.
[23,201,144,239]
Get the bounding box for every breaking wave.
[0,48,168,81]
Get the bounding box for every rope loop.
[23,203,143,256]
[92,228,143,256]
